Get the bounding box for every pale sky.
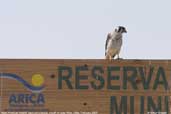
[0,0,171,59]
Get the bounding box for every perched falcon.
[105,26,127,60]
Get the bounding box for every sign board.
[0,59,171,114]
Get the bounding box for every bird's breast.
[108,38,122,49]
[108,48,118,55]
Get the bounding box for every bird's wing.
[105,33,112,55]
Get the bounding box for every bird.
[105,26,127,60]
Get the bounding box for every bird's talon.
[117,58,123,60]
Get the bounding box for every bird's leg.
[117,54,120,60]
[109,55,112,61]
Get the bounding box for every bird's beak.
[124,29,127,33]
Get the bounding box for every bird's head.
[115,26,127,33]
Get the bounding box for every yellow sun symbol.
[32,74,44,87]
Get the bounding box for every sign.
[0,59,171,114]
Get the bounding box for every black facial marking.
[118,27,122,32]
[118,26,126,33]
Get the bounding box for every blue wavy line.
[0,73,45,93]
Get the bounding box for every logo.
[0,73,48,111]
[0,73,45,93]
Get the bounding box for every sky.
[0,0,171,59]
